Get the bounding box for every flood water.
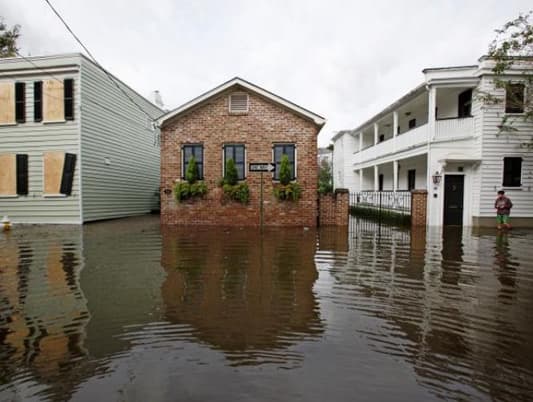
[1,216,532,402]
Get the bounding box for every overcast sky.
[2,0,531,145]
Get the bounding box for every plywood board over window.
[0,154,16,195]
[44,152,66,194]
[0,82,15,124]
[43,80,64,122]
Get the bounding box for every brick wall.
[318,189,349,226]
[411,190,428,227]
[160,88,321,227]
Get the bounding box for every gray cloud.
[3,0,531,145]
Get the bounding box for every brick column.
[319,188,349,226]
[411,190,428,227]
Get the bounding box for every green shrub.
[279,154,292,185]
[185,156,199,184]
[273,182,302,201]
[224,158,239,186]
[318,159,333,195]
[174,180,207,202]
[222,182,250,204]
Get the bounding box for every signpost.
[249,163,275,231]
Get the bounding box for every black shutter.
[60,153,76,195]
[16,154,28,195]
[15,82,25,123]
[34,81,43,122]
[64,79,74,120]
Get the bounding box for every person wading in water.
[494,190,513,230]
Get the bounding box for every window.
[0,82,15,124]
[16,154,28,195]
[505,83,525,114]
[34,81,42,122]
[379,134,385,142]
[0,154,28,196]
[273,144,295,181]
[407,169,416,191]
[15,82,25,123]
[64,78,74,120]
[408,118,416,129]
[224,144,245,180]
[182,144,204,179]
[229,93,248,113]
[44,152,76,196]
[458,89,472,118]
[502,157,522,187]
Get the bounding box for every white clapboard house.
[0,53,162,224]
[333,57,532,227]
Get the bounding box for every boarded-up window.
[43,80,65,122]
[0,82,15,124]
[0,154,17,195]
[44,152,76,195]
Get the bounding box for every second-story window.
[43,78,75,122]
[505,83,525,114]
[15,82,25,123]
[182,144,204,180]
[458,89,472,118]
[224,144,245,180]
[502,157,522,187]
[408,118,416,129]
[273,144,296,181]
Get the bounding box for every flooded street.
[1,216,533,401]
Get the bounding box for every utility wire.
[43,0,160,123]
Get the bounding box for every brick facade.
[411,190,428,227]
[318,189,349,226]
[160,86,322,226]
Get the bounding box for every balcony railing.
[435,117,473,140]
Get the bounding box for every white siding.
[80,58,163,222]
[478,76,533,218]
[0,61,82,224]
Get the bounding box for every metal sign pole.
[260,171,264,232]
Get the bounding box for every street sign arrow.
[249,162,275,173]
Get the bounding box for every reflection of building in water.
[160,226,323,365]
[337,219,533,400]
[0,226,90,400]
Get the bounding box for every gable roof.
[157,77,326,127]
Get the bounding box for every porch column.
[359,131,363,152]
[374,165,379,191]
[374,123,379,145]
[428,86,437,139]
[393,160,399,191]
[392,111,398,137]
[359,169,363,191]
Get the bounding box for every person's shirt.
[495,196,513,215]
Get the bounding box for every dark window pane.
[34,81,42,122]
[458,89,472,118]
[182,145,203,180]
[505,83,525,114]
[16,154,28,195]
[503,157,522,187]
[408,119,416,129]
[224,145,245,180]
[273,144,295,181]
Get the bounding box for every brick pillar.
[411,190,428,227]
[318,188,349,226]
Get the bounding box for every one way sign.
[249,162,275,173]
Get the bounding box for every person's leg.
[503,214,511,229]
[497,214,503,230]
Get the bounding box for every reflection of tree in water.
[160,226,323,366]
[337,222,533,401]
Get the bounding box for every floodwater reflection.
[0,216,532,401]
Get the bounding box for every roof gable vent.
[229,92,249,113]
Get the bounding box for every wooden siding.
[79,57,162,222]
[0,66,81,224]
[478,76,533,218]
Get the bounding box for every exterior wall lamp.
[432,171,442,185]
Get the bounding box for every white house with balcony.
[333,57,532,227]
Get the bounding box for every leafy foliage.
[0,18,20,58]
[273,182,302,201]
[279,154,292,185]
[174,181,208,202]
[318,159,333,194]
[222,182,250,204]
[185,156,199,184]
[478,11,533,147]
[223,158,239,186]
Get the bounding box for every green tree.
[481,11,532,146]
[279,154,292,185]
[185,156,199,184]
[0,18,20,58]
[318,159,333,194]
[224,158,239,186]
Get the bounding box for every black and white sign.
[249,162,275,173]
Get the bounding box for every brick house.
[158,77,325,226]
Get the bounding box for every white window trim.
[504,82,527,115]
[272,143,297,182]
[228,92,249,114]
[222,144,246,180]
[181,144,204,180]
[501,155,523,188]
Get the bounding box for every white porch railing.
[395,124,428,152]
[435,117,473,140]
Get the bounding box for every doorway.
[443,175,464,225]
